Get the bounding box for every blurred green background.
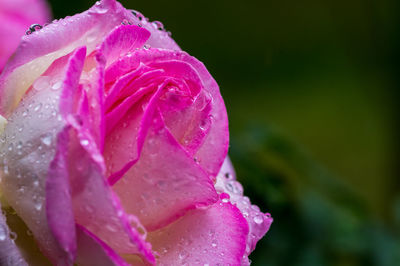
[48,0,399,265]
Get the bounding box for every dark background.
[48,0,399,265]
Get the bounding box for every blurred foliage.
[47,0,399,265]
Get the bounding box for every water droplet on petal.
[253,214,263,225]
[33,76,50,91]
[9,231,17,241]
[0,225,7,241]
[34,103,42,112]
[80,139,89,146]
[41,133,52,146]
[51,81,62,91]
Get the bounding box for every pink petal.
[0,0,176,116]
[66,131,154,264]
[0,201,28,266]
[0,47,87,263]
[0,0,50,71]
[95,24,151,151]
[51,47,155,263]
[45,47,87,265]
[148,200,249,265]
[104,48,229,180]
[97,24,150,69]
[215,157,273,263]
[112,111,218,231]
[46,128,76,264]
[75,224,129,266]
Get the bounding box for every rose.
[0,0,272,265]
[0,0,50,71]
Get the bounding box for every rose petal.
[66,131,154,264]
[52,48,155,263]
[0,0,50,70]
[97,24,150,69]
[104,48,229,179]
[46,128,76,264]
[112,111,218,231]
[215,157,273,264]
[147,201,249,265]
[0,201,28,266]
[0,0,176,116]
[75,224,129,266]
[0,47,86,263]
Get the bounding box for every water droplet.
[41,133,52,146]
[80,139,89,146]
[26,24,43,35]
[51,81,62,91]
[34,103,42,112]
[106,224,117,232]
[178,250,188,260]
[0,225,7,241]
[211,239,217,248]
[152,21,164,31]
[93,1,108,14]
[22,110,28,117]
[9,231,17,241]
[33,76,50,91]
[131,10,145,21]
[34,202,42,211]
[220,193,230,203]
[253,214,263,225]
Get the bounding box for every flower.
[0,0,272,265]
[0,0,50,71]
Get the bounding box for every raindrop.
[131,10,145,21]
[34,201,42,211]
[178,250,188,260]
[51,81,63,91]
[41,133,52,146]
[0,224,7,241]
[26,24,43,35]
[9,231,17,241]
[34,103,42,112]
[80,139,89,146]
[93,1,108,14]
[152,21,164,31]
[253,214,263,225]
[33,76,50,91]
[220,193,230,203]
[106,224,117,232]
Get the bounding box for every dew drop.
[253,214,263,225]
[80,139,89,146]
[34,103,42,112]
[51,81,62,91]
[0,224,7,241]
[33,76,50,91]
[152,21,164,31]
[9,231,17,241]
[41,133,52,146]
[106,224,117,232]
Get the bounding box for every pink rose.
[0,0,50,71]
[0,0,272,265]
